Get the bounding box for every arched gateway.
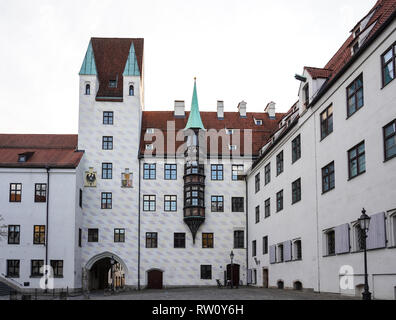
[84,252,128,291]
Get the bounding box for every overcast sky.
[0,0,375,134]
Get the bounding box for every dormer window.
[146,128,155,134]
[109,80,117,88]
[85,84,90,95]
[229,145,237,151]
[226,129,234,135]
[145,144,154,151]
[303,84,309,106]
[255,119,263,126]
[354,27,360,37]
[129,85,134,96]
[353,42,360,54]
[18,155,26,162]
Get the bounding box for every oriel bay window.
[146,232,158,248]
[322,162,335,193]
[320,104,333,140]
[202,233,214,248]
[9,183,22,202]
[234,230,244,249]
[211,196,224,212]
[31,260,44,277]
[34,183,47,202]
[383,119,396,161]
[8,225,20,244]
[381,42,395,87]
[101,192,112,209]
[33,225,45,245]
[184,186,204,210]
[348,141,366,179]
[346,74,364,117]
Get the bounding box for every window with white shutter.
[367,212,387,250]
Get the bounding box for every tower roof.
[185,79,205,131]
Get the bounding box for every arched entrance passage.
[147,269,163,289]
[85,252,128,291]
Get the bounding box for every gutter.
[245,175,249,286]
[45,166,50,291]
[138,156,142,290]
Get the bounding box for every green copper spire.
[185,78,205,130]
[79,41,97,75]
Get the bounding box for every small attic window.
[255,119,263,126]
[85,84,90,95]
[353,42,360,54]
[226,129,234,135]
[129,85,134,96]
[354,27,360,37]
[109,80,117,88]
[145,144,154,151]
[18,155,27,162]
[229,145,237,151]
[303,84,309,106]
[146,128,155,134]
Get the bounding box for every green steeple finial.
[185,78,205,131]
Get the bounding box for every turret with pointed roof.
[185,78,205,131]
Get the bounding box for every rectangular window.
[88,229,99,242]
[294,240,302,260]
[263,236,268,255]
[381,43,395,87]
[164,164,177,180]
[264,163,271,185]
[292,178,301,204]
[346,74,364,117]
[143,163,156,180]
[202,233,214,248]
[50,260,63,277]
[232,165,244,181]
[276,190,283,212]
[78,228,82,247]
[8,225,20,244]
[9,183,22,202]
[7,260,20,278]
[103,111,114,125]
[101,192,112,209]
[174,233,186,248]
[102,136,113,150]
[348,141,366,179]
[34,184,47,202]
[255,173,260,193]
[114,228,125,243]
[255,206,260,223]
[211,164,223,181]
[200,265,212,280]
[79,189,83,208]
[278,244,284,262]
[326,230,335,255]
[102,163,113,179]
[33,225,45,245]
[292,135,301,163]
[264,198,271,218]
[320,104,333,140]
[146,232,158,248]
[232,197,244,212]
[31,260,44,277]
[234,230,244,249]
[276,151,284,176]
[303,84,309,106]
[211,196,224,212]
[252,240,257,257]
[164,195,177,212]
[322,161,335,193]
[384,119,396,161]
[143,195,156,211]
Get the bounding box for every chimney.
[265,101,276,119]
[174,100,185,117]
[217,101,224,119]
[238,101,247,118]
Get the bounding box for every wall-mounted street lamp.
[358,208,371,300]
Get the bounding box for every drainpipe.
[245,175,249,287]
[45,166,50,291]
[138,158,141,290]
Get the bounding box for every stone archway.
[85,252,128,291]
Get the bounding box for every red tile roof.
[308,0,396,101]
[140,111,285,156]
[0,134,84,168]
[91,38,144,101]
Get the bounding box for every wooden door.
[147,270,163,289]
[226,264,240,286]
[263,268,269,288]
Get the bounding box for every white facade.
[247,16,396,299]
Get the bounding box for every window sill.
[30,275,43,278]
[292,200,301,205]
[381,78,394,89]
[348,171,366,181]
[53,276,64,279]
[322,187,335,195]
[384,154,396,162]
[323,254,336,258]
[346,106,364,120]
